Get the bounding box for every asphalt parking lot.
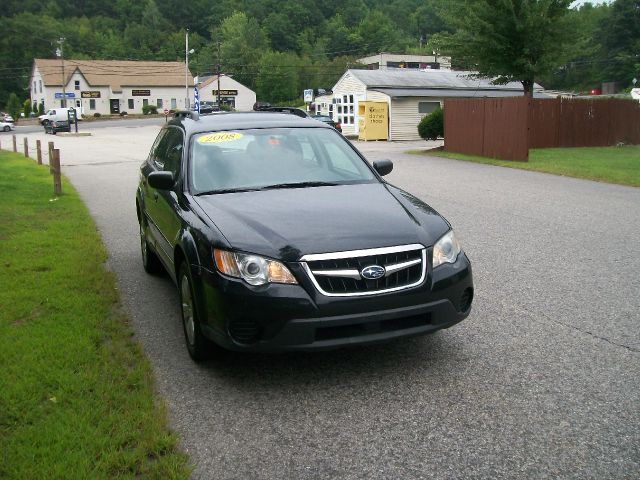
[11,122,639,479]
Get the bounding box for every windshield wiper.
[258,181,340,190]
[194,187,263,196]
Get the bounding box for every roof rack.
[173,110,199,121]
[260,107,309,118]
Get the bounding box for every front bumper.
[195,252,473,352]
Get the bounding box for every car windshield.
[189,127,377,194]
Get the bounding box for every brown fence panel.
[532,98,640,148]
[444,99,485,156]
[530,98,560,148]
[608,99,640,145]
[483,97,529,161]
[444,97,528,161]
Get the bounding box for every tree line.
[0,0,637,110]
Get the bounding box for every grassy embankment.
[411,146,640,187]
[0,151,189,478]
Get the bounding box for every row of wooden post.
[1,134,61,196]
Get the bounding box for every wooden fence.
[444,97,640,161]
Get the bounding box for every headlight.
[432,230,461,268]
[213,249,297,286]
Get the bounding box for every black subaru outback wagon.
[136,111,473,361]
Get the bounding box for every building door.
[110,99,120,114]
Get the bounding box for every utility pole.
[185,29,189,110]
[216,39,221,108]
[56,38,66,108]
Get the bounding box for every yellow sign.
[197,132,243,144]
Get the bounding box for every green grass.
[0,151,189,479]
[409,146,640,187]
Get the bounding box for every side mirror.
[373,159,393,176]
[148,171,175,190]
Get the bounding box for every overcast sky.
[571,0,612,7]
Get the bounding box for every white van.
[39,107,83,125]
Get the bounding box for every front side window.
[162,128,184,175]
[189,128,377,194]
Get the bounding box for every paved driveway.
[13,125,639,479]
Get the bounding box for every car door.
[143,128,169,261]
[150,127,185,270]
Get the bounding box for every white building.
[357,53,452,71]
[30,59,194,116]
[197,74,256,111]
[331,69,550,140]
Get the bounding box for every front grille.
[315,313,431,341]
[301,244,426,297]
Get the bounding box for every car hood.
[193,183,449,262]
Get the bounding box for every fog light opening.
[228,320,261,345]
[459,287,473,313]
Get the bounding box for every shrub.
[142,104,158,115]
[119,111,128,116]
[93,112,101,117]
[6,93,21,122]
[38,102,45,115]
[418,106,444,141]
[32,102,38,115]
[23,99,32,118]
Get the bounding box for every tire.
[178,262,214,362]
[139,220,162,274]
[3,126,9,132]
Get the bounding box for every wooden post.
[36,140,42,164]
[48,141,54,173]
[51,149,62,195]
[13,135,17,152]
[23,138,29,158]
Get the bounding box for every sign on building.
[212,90,238,96]
[54,92,75,99]
[132,89,151,96]
[81,91,101,98]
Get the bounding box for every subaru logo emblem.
[361,265,386,280]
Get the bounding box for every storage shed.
[331,69,551,140]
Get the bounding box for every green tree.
[255,51,300,102]
[440,0,575,96]
[214,12,268,89]
[23,98,32,117]
[6,93,22,122]
[598,0,640,87]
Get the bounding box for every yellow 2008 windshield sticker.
[197,132,243,144]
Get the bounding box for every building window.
[89,99,96,110]
[39,80,42,93]
[143,99,148,107]
[128,99,134,109]
[171,98,177,109]
[157,98,163,108]
[74,80,80,90]
[33,82,36,93]
[418,102,440,115]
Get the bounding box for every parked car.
[136,111,473,361]
[0,120,14,132]
[2,114,14,123]
[312,114,342,132]
[43,119,71,134]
